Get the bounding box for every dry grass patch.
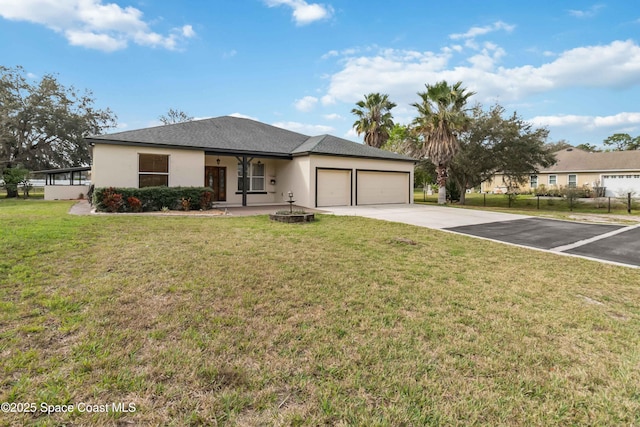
[0,200,639,425]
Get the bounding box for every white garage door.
[602,174,640,197]
[317,169,352,207]
[357,171,409,205]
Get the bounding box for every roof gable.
[293,134,414,161]
[89,116,309,156]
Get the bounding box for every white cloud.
[294,95,318,112]
[344,127,359,140]
[0,0,195,51]
[529,112,640,129]
[449,21,515,40]
[320,40,640,106]
[568,4,605,18]
[272,121,334,134]
[229,112,260,121]
[65,29,126,51]
[321,94,336,105]
[223,49,237,59]
[181,24,195,38]
[321,49,339,59]
[264,0,333,25]
[323,113,343,120]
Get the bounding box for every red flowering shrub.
[102,187,123,213]
[127,196,142,212]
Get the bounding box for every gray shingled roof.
[542,148,640,172]
[292,134,414,161]
[88,116,415,162]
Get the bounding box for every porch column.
[236,155,253,207]
[242,156,248,206]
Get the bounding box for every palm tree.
[411,81,475,204]
[351,93,397,148]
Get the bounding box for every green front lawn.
[1,200,639,425]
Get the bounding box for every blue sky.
[1,0,639,148]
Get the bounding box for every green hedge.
[93,186,215,212]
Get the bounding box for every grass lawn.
[1,199,639,426]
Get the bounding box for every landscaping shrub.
[200,190,212,210]
[446,180,460,202]
[127,196,142,212]
[93,187,214,212]
[101,187,124,212]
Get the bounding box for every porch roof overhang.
[205,149,292,159]
[32,166,91,175]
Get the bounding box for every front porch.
[204,154,292,207]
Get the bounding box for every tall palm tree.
[351,93,397,148]
[411,81,475,204]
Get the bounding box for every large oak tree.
[0,66,116,174]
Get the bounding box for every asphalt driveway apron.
[445,218,640,267]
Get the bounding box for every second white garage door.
[317,169,352,207]
[356,170,409,205]
[602,174,640,197]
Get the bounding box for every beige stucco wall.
[273,157,311,207]
[309,155,414,207]
[44,185,91,200]
[92,144,204,188]
[214,155,413,208]
[93,145,414,208]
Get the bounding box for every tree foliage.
[0,66,116,171]
[351,93,396,148]
[545,140,573,152]
[411,81,475,204]
[422,103,555,205]
[575,143,600,152]
[382,124,436,187]
[1,164,29,198]
[603,133,640,151]
[159,108,194,125]
[449,104,503,204]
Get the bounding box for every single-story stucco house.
[482,147,640,197]
[88,116,416,209]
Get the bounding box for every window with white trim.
[549,175,557,186]
[237,161,265,191]
[139,154,169,187]
[530,175,538,188]
[568,174,577,188]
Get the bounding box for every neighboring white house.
[88,116,416,209]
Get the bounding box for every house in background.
[88,116,416,209]
[482,147,640,197]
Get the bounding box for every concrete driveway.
[324,204,640,268]
[324,204,530,229]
